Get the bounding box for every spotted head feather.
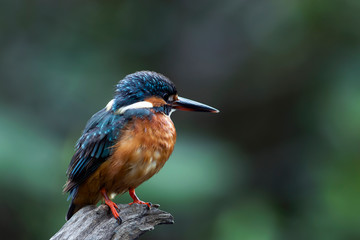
[112,71,177,111]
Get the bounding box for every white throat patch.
[168,109,176,117]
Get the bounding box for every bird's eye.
[163,93,170,101]
[167,94,178,102]
[163,93,178,102]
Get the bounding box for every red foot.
[101,188,122,223]
[128,188,152,209]
[129,199,152,208]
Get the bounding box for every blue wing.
[64,108,126,196]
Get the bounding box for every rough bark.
[51,204,174,240]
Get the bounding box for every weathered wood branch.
[51,204,174,240]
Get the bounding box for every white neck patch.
[115,101,153,115]
[105,99,115,111]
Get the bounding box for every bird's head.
[106,71,219,116]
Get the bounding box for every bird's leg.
[128,188,152,209]
[100,188,122,223]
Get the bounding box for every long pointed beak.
[172,96,219,113]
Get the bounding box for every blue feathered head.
[113,71,177,109]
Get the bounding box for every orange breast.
[73,112,176,207]
[100,112,176,194]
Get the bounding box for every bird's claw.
[129,200,152,209]
[105,200,122,224]
[152,203,160,208]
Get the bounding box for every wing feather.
[64,107,153,198]
[64,109,125,194]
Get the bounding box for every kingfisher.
[64,71,219,223]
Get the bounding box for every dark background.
[1,1,359,239]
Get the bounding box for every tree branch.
[51,204,174,240]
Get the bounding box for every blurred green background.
[1,0,360,239]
